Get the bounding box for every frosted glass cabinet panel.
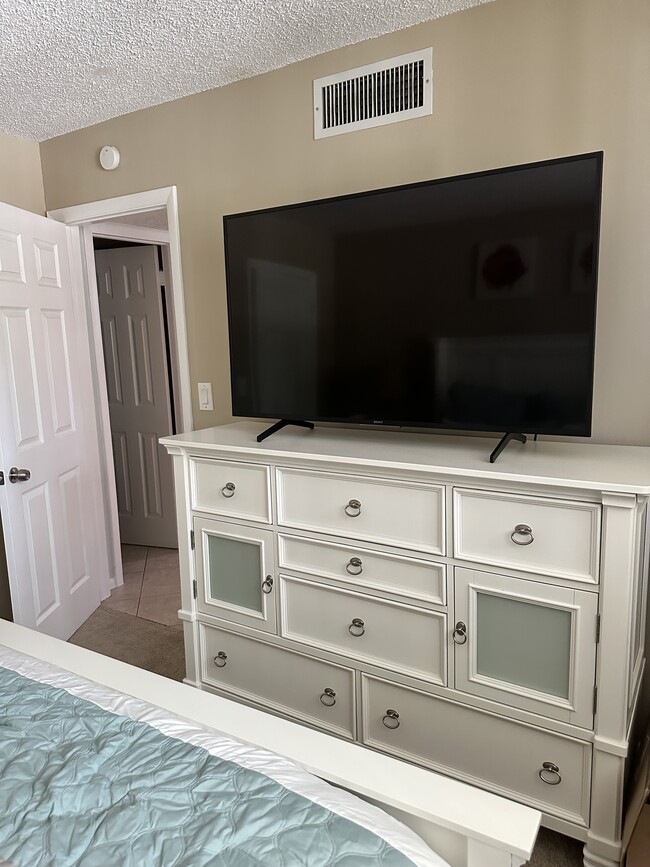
[454,567,598,729]
[194,517,276,633]
[476,593,572,699]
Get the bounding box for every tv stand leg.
[489,432,527,463]
[256,419,315,443]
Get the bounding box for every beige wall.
[0,131,45,214]
[40,0,650,444]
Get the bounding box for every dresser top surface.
[161,423,650,494]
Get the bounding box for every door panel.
[112,431,132,515]
[102,315,122,403]
[42,309,74,433]
[59,467,90,593]
[95,246,177,548]
[139,431,163,519]
[23,483,59,620]
[34,239,61,287]
[2,308,43,445]
[0,201,106,639]
[0,229,26,282]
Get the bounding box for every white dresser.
[162,422,650,867]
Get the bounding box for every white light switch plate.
[198,382,213,411]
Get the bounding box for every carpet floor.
[68,606,185,681]
[68,607,583,865]
[529,827,583,866]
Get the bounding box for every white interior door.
[95,246,177,548]
[0,201,107,639]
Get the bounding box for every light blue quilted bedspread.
[0,666,414,866]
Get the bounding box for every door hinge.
[193,578,198,599]
[190,530,195,550]
[593,685,598,715]
[596,614,601,644]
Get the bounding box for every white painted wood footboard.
[0,621,540,867]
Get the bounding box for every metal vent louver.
[314,49,432,139]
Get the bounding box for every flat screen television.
[224,152,602,438]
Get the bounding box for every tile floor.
[101,544,183,629]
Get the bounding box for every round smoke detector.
[99,146,120,171]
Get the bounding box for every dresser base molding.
[583,835,624,867]
[583,855,619,867]
[162,422,650,867]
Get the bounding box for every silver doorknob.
[9,467,31,483]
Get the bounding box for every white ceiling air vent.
[313,48,432,140]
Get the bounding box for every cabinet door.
[454,567,598,729]
[194,518,276,633]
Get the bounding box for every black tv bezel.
[223,150,603,437]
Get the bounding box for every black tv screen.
[224,152,602,436]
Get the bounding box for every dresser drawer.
[200,624,355,738]
[190,457,271,523]
[277,467,445,554]
[454,488,601,583]
[280,576,446,684]
[279,534,445,605]
[361,675,591,825]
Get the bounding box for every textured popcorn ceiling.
[1,0,492,142]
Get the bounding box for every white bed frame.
[0,621,540,867]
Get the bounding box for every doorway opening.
[48,189,192,672]
[49,187,192,590]
[91,216,182,628]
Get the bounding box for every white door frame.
[48,187,193,589]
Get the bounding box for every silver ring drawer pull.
[345,499,362,518]
[346,557,363,576]
[213,651,228,668]
[511,523,534,545]
[452,621,468,645]
[382,709,400,730]
[221,482,236,498]
[320,688,336,707]
[538,761,562,785]
[348,617,365,637]
[262,575,274,594]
